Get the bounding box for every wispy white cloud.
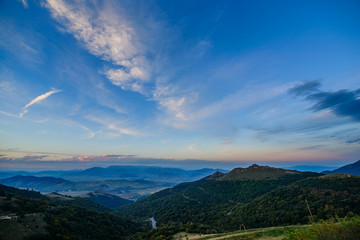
[19,89,61,118]
[42,0,290,133]
[38,118,96,140]
[43,0,150,94]
[43,0,197,123]
[156,83,290,130]
[0,110,19,118]
[0,89,61,118]
[87,115,141,137]
[21,0,28,8]
[79,125,95,139]
[193,84,289,120]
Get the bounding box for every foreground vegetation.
[285,216,360,240]
[170,216,360,240]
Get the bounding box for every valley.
[0,162,359,240]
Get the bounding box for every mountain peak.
[217,164,300,181]
[206,171,224,179]
[249,164,260,168]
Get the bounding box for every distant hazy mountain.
[62,165,226,182]
[80,189,133,209]
[0,165,226,183]
[322,160,360,175]
[0,175,73,192]
[285,165,336,172]
[0,170,80,179]
[0,175,173,199]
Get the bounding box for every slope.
[118,165,320,230]
[0,184,146,240]
[220,173,360,230]
[80,189,133,209]
[322,160,360,175]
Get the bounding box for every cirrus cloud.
[43,0,150,94]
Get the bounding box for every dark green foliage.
[118,171,320,232]
[218,164,304,180]
[119,172,359,233]
[51,195,111,213]
[0,184,146,240]
[0,197,48,215]
[285,216,360,240]
[81,190,133,209]
[222,175,360,230]
[0,183,47,200]
[45,206,144,240]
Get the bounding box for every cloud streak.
[346,138,360,144]
[19,89,61,118]
[87,115,141,137]
[289,80,360,121]
[0,89,61,118]
[21,0,28,8]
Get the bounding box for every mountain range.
[0,165,226,183]
[1,161,360,239]
[0,175,172,200]
[322,160,360,175]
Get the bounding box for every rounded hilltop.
[216,164,301,181]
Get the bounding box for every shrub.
[285,216,360,240]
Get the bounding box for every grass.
[173,225,306,240]
[284,216,360,240]
[177,216,360,240]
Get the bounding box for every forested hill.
[214,164,303,180]
[0,184,146,240]
[220,173,360,230]
[117,165,321,230]
[80,189,133,209]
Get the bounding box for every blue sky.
[0,0,359,170]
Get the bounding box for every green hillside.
[219,173,360,230]
[79,189,133,209]
[0,184,146,240]
[218,164,302,180]
[118,165,320,231]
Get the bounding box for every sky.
[0,0,359,170]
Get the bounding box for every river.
[151,216,157,229]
